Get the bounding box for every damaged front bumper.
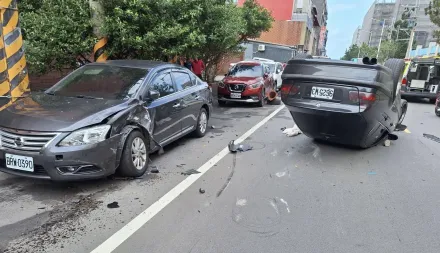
[0,132,122,181]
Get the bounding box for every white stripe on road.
[91,105,286,253]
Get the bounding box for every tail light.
[349,91,376,111]
[280,81,300,100]
[401,77,407,86]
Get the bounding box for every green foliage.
[426,0,440,43]
[100,0,273,81]
[19,0,96,74]
[341,43,377,61]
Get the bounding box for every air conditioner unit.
[258,45,266,52]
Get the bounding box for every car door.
[171,69,202,133]
[147,70,183,145]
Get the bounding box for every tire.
[398,101,408,125]
[118,131,149,177]
[218,100,226,106]
[257,88,265,107]
[436,107,440,117]
[384,58,405,88]
[430,98,437,104]
[193,108,208,138]
[294,53,313,59]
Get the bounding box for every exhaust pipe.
[268,90,277,101]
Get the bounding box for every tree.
[341,43,377,61]
[99,0,273,81]
[426,0,440,43]
[19,0,96,74]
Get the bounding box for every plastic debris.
[395,124,407,132]
[150,168,159,173]
[181,169,201,175]
[383,140,391,147]
[211,126,216,129]
[199,188,205,194]
[107,202,120,209]
[228,140,253,153]
[368,172,377,175]
[280,127,287,131]
[282,125,302,137]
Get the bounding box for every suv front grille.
[0,128,58,153]
[228,84,246,92]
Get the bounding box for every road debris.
[280,127,287,131]
[211,125,216,129]
[107,202,120,209]
[199,188,205,194]
[282,125,302,137]
[383,140,391,147]
[423,133,440,144]
[150,166,159,173]
[395,124,407,131]
[368,172,377,175]
[181,169,201,175]
[228,140,253,153]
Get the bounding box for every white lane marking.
[91,105,286,253]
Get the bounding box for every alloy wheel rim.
[131,137,147,170]
[199,112,207,133]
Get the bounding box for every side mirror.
[148,90,160,102]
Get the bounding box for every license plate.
[311,87,334,100]
[230,93,241,99]
[5,154,34,172]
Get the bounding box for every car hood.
[0,93,133,132]
[223,76,262,85]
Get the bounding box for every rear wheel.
[193,108,208,138]
[118,131,149,177]
[384,58,405,93]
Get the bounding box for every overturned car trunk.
[281,58,401,148]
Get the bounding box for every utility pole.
[377,19,386,59]
[405,29,415,59]
[89,0,108,62]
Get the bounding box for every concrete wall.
[243,41,296,63]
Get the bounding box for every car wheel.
[218,100,226,106]
[257,89,265,107]
[436,107,440,117]
[294,53,313,59]
[193,108,208,138]
[384,58,405,90]
[118,131,149,177]
[398,102,408,125]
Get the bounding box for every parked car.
[0,60,213,181]
[217,61,275,107]
[281,56,408,148]
[261,61,284,91]
[401,56,440,103]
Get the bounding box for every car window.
[150,72,176,98]
[173,71,194,91]
[47,65,148,100]
[228,64,263,78]
[265,63,275,73]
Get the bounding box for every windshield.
[228,64,262,77]
[46,65,148,100]
[265,63,276,73]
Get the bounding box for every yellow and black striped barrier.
[94,37,108,62]
[0,0,29,109]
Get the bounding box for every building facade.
[358,1,395,48]
[393,0,437,47]
[237,0,328,56]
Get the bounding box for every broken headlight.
[58,125,111,147]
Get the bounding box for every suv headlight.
[58,125,111,147]
[251,81,263,88]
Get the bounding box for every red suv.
[217,61,274,107]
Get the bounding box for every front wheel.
[118,131,149,177]
[193,108,208,138]
[257,89,265,107]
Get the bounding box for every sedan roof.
[88,60,174,70]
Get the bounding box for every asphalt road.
[1,98,440,253]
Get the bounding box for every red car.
[217,61,274,107]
